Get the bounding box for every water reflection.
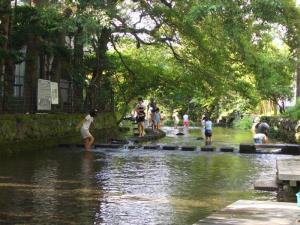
[0,127,286,225]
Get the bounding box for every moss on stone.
[0,113,119,155]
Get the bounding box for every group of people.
[76,98,269,151]
[135,97,164,137]
[171,112,191,129]
[172,111,213,145]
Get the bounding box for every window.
[14,61,25,97]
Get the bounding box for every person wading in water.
[77,109,98,150]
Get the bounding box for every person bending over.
[77,109,98,150]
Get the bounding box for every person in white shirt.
[77,109,98,150]
[204,117,213,145]
[253,132,268,144]
[172,111,179,129]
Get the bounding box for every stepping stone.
[201,146,215,151]
[176,132,184,135]
[281,145,300,155]
[95,144,123,148]
[58,143,73,147]
[76,144,85,148]
[110,139,129,144]
[220,147,234,152]
[162,145,178,150]
[254,178,278,191]
[239,144,256,154]
[256,149,273,154]
[181,146,196,151]
[144,145,160,150]
[128,145,138,149]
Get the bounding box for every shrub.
[284,99,300,121]
[232,116,253,130]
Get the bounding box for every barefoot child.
[77,109,98,150]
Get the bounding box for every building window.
[14,61,25,97]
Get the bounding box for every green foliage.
[283,99,300,120]
[4,0,300,118]
[232,116,253,130]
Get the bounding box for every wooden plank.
[277,158,300,181]
[194,200,300,225]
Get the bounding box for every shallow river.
[0,127,291,225]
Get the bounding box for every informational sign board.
[51,82,59,105]
[37,79,51,111]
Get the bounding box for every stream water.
[0,127,291,225]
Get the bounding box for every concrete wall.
[260,116,300,144]
[0,113,119,154]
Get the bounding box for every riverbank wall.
[0,113,119,155]
[260,116,300,144]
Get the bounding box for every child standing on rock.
[77,109,98,150]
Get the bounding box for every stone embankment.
[0,113,119,154]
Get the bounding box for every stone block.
[95,144,122,148]
[162,145,178,150]
[144,145,160,150]
[181,146,196,151]
[201,146,215,151]
[220,147,234,152]
[281,145,300,155]
[239,144,256,154]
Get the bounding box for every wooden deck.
[194,200,300,225]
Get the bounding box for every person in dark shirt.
[135,97,146,137]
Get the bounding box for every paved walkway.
[194,200,300,225]
[277,157,300,182]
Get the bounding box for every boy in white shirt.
[253,132,268,144]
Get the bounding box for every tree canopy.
[1,0,299,119]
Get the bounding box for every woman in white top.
[172,111,179,129]
[77,109,98,150]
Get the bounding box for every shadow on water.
[0,126,290,225]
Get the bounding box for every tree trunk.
[297,65,300,99]
[51,31,66,111]
[73,26,84,112]
[88,27,111,110]
[0,0,12,112]
[24,33,39,113]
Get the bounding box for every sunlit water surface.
[0,127,290,225]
